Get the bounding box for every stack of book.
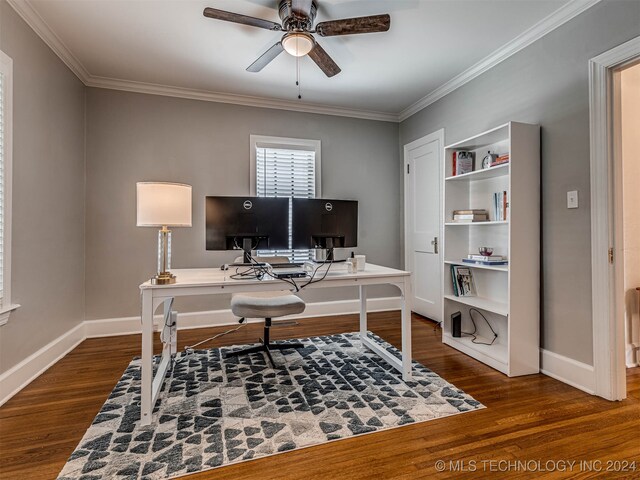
[492,191,508,221]
[452,209,488,223]
[462,254,508,266]
[491,153,510,167]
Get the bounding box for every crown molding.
[7,0,90,82]
[83,75,400,122]
[398,0,602,121]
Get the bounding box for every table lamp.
[136,182,192,285]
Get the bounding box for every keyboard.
[269,262,303,269]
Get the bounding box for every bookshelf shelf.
[443,334,508,371]
[445,163,509,182]
[444,260,508,272]
[444,220,508,226]
[442,121,540,377]
[444,294,508,316]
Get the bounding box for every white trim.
[6,0,90,81]
[85,76,398,123]
[0,322,85,407]
[9,0,602,123]
[0,50,16,322]
[540,348,596,395]
[0,304,20,327]
[589,36,640,401]
[0,297,400,406]
[398,0,601,121]
[249,135,322,197]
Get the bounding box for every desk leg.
[400,278,413,381]
[140,290,154,426]
[359,285,367,340]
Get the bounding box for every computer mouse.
[220,264,229,271]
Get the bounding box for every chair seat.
[231,292,305,319]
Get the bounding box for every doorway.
[589,36,640,401]
[404,130,444,322]
[620,63,640,371]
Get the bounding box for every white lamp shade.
[136,182,192,227]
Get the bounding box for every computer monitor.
[205,196,289,262]
[291,198,358,260]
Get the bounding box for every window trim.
[0,50,19,326]
[249,135,321,197]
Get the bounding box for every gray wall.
[399,0,640,365]
[84,88,400,320]
[0,3,85,374]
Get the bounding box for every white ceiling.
[23,0,572,117]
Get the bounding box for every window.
[0,50,17,326]
[250,135,321,262]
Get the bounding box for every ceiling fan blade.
[316,14,390,37]
[203,7,282,31]
[308,42,341,77]
[247,42,285,72]
[291,0,313,17]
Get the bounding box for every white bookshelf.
[441,122,540,377]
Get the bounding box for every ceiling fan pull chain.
[296,55,302,99]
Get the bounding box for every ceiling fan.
[203,0,391,77]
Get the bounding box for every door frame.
[589,36,640,401]
[403,129,445,320]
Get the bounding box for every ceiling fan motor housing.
[279,0,318,31]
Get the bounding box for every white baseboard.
[0,322,86,407]
[0,297,401,406]
[540,348,596,395]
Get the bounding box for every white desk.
[139,263,412,425]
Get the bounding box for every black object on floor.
[224,317,305,366]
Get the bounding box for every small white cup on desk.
[354,255,366,271]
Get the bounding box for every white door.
[404,131,443,321]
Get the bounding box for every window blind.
[0,72,5,307]
[256,147,316,262]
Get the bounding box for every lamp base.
[151,272,176,285]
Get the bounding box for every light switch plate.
[567,190,578,209]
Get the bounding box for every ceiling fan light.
[282,33,314,57]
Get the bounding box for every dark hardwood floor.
[1,312,638,479]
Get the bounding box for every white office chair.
[225,256,306,366]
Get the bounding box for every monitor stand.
[311,236,347,264]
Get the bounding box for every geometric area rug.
[58,332,484,480]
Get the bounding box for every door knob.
[431,236,438,254]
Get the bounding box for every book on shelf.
[492,191,508,221]
[462,259,509,266]
[452,209,488,223]
[451,265,477,297]
[468,254,505,261]
[490,153,509,166]
[453,151,474,175]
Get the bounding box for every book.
[453,217,488,223]
[453,209,487,215]
[492,191,508,221]
[452,151,457,176]
[450,265,458,296]
[452,266,477,297]
[455,151,474,175]
[454,214,488,219]
[462,259,509,266]
[468,254,505,261]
